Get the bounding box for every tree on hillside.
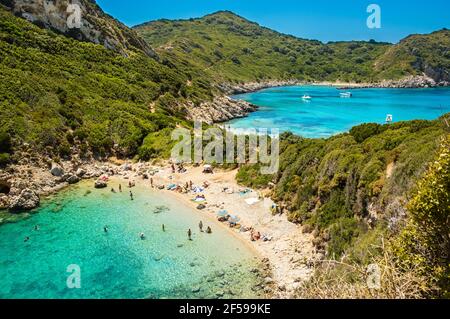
[394,134,450,297]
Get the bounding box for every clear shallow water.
[0,182,262,299]
[228,86,450,138]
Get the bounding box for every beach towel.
[245,198,260,205]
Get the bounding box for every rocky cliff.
[0,0,157,58]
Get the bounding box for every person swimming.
[104,226,108,233]
[24,236,30,242]
[139,232,145,240]
[34,225,39,231]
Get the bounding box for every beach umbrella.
[217,210,228,217]
[228,215,241,223]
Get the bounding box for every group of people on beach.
[110,182,136,201]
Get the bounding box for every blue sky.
[97,0,450,43]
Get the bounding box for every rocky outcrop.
[337,75,449,90]
[9,188,40,212]
[50,163,64,177]
[2,0,157,58]
[94,179,107,189]
[376,75,446,88]
[66,175,80,184]
[185,96,258,124]
[218,80,301,95]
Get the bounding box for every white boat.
[302,95,312,100]
[340,92,352,98]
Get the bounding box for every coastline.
[0,159,316,298]
[187,76,449,125]
[118,163,316,298]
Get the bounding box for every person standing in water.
[34,225,39,231]
[188,229,192,241]
[199,221,203,232]
[162,224,165,232]
[119,184,122,192]
[150,177,154,188]
[206,226,212,234]
[130,191,134,200]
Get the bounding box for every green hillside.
[375,29,450,81]
[0,6,213,161]
[237,117,449,259]
[135,11,449,84]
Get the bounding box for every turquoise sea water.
[0,182,262,299]
[228,86,450,137]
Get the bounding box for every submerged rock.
[9,188,40,212]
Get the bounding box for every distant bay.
[228,86,450,138]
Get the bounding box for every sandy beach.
[113,162,315,297]
[1,158,315,297]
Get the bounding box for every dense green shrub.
[0,153,10,167]
[238,116,448,258]
[350,123,384,143]
[393,134,450,297]
[0,131,12,154]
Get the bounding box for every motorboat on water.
[340,92,352,98]
[302,95,312,100]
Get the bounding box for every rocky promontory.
[185,96,258,124]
